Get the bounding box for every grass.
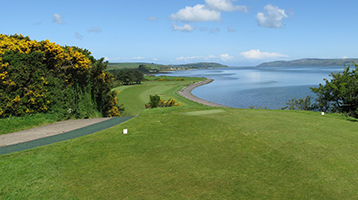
[1,107,358,199]
[2,76,358,199]
[0,113,59,135]
[114,76,206,116]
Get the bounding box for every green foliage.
[0,51,50,116]
[145,95,182,109]
[112,69,144,85]
[310,63,358,117]
[147,94,161,108]
[0,34,121,118]
[282,95,315,111]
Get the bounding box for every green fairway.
[1,77,358,199]
[114,76,206,116]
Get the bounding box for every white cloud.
[256,4,288,28]
[205,0,248,13]
[208,54,216,59]
[170,4,221,22]
[343,55,348,59]
[53,13,65,24]
[88,26,102,33]
[75,32,83,40]
[172,23,195,32]
[147,16,157,21]
[220,54,234,61]
[240,49,288,59]
[199,27,220,33]
[153,58,159,61]
[210,28,220,34]
[104,57,109,61]
[130,57,144,60]
[107,57,144,61]
[227,25,236,32]
[176,55,218,62]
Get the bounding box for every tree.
[115,70,135,85]
[310,63,358,117]
[138,64,150,73]
[133,70,144,84]
[282,96,315,111]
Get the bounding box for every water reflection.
[157,66,344,109]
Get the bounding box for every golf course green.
[1,76,358,199]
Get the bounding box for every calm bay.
[158,66,345,109]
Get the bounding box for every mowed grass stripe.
[1,77,358,199]
[115,78,206,116]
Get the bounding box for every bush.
[145,95,182,109]
[0,34,121,118]
[281,96,315,111]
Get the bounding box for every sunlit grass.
[1,107,358,199]
[114,76,206,116]
[2,76,358,199]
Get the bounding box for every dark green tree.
[133,70,144,84]
[282,96,314,111]
[138,64,150,73]
[310,63,358,117]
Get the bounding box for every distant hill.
[107,62,228,70]
[174,62,228,68]
[257,58,358,67]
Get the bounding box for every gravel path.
[179,79,229,108]
[0,118,111,147]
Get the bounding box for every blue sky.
[1,0,357,66]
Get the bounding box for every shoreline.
[179,79,229,108]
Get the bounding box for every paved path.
[0,118,110,147]
[0,116,133,155]
[179,79,229,108]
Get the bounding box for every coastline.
[179,79,229,108]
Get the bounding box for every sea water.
[157,66,344,109]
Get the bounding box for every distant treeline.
[107,62,228,71]
[111,65,149,85]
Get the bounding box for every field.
[1,77,358,199]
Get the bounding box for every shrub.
[145,95,182,109]
[0,34,121,118]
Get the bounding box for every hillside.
[107,62,228,70]
[257,58,358,67]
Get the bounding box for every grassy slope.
[114,76,206,116]
[0,113,59,135]
[1,78,358,199]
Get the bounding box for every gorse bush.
[0,34,121,118]
[145,95,182,109]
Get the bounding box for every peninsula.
[257,58,358,67]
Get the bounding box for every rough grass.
[0,113,59,135]
[1,107,358,199]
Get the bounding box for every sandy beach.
[179,79,229,108]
